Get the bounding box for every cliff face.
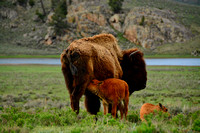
[57,2,193,49]
[122,7,192,49]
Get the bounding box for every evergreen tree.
[49,0,68,35]
[139,16,145,26]
[17,0,28,6]
[108,0,124,13]
[29,0,35,7]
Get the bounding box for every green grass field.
[0,65,200,132]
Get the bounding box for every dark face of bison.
[121,48,147,95]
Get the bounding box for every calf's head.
[158,103,168,112]
[87,79,103,92]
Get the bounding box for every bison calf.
[140,103,169,121]
[87,78,129,119]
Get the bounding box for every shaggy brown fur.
[61,34,123,114]
[140,103,169,121]
[80,34,122,60]
[87,79,129,119]
[61,33,147,115]
[121,48,147,94]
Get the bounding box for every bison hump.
[69,34,122,59]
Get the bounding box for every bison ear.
[70,51,80,62]
[159,103,163,109]
[61,54,69,64]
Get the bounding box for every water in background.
[0,58,200,66]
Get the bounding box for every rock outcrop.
[56,1,116,44]
[122,7,192,49]
[57,4,192,48]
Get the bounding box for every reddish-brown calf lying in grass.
[87,78,129,119]
[140,103,169,121]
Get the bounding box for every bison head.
[87,79,103,93]
[159,103,168,112]
[121,48,147,95]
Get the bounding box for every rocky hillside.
[172,0,200,6]
[122,7,192,49]
[0,0,200,55]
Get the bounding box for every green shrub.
[35,9,45,22]
[51,0,57,10]
[71,127,82,133]
[192,119,200,131]
[127,112,140,123]
[108,118,120,126]
[16,118,25,127]
[139,16,145,26]
[134,122,157,133]
[49,0,68,35]
[108,0,124,13]
[190,110,200,121]
[17,0,27,6]
[0,0,14,8]
[144,113,154,122]
[28,0,35,7]
[171,114,189,126]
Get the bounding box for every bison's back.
[67,38,122,80]
[101,78,129,100]
[80,34,122,60]
[69,34,122,57]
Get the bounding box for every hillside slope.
[0,0,200,56]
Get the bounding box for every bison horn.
[129,50,140,57]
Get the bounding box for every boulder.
[23,33,28,38]
[46,12,55,24]
[45,38,53,45]
[191,50,200,56]
[86,13,107,26]
[109,14,122,32]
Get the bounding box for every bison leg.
[123,97,129,120]
[70,84,87,114]
[102,100,108,115]
[118,102,124,120]
[111,102,118,118]
[70,95,80,114]
[84,90,101,115]
[108,104,119,118]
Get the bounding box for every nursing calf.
[140,103,169,121]
[87,78,129,119]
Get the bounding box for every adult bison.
[61,34,147,114]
